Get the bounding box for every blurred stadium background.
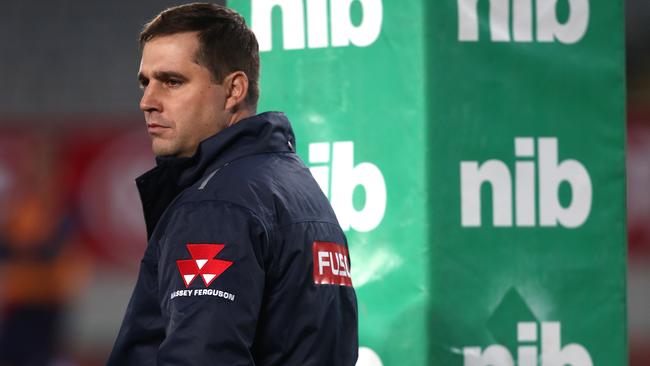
[0,0,647,365]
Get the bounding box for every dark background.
[0,1,647,365]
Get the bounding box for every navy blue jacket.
[108,112,358,365]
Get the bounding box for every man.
[108,3,358,365]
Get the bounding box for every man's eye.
[165,79,182,87]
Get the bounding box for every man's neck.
[226,108,255,127]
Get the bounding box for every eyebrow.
[138,70,188,84]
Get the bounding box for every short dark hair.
[140,3,260,108]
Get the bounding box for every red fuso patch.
[312,241,353,287]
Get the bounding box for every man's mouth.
[147,122,170,134]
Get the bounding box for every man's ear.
[223,71,249,111]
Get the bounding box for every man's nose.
[140,84,162,112]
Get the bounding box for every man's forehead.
[140,32,202,70]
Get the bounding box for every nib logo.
[176,244,233,288]
[463,288,593,366]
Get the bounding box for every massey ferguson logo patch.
[176,243,233,287]
[171,244,236,302]
[312,241,353,287]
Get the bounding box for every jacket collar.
[136,111,296,238]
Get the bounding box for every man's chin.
[151,143,196,158]
[151,143,178,158]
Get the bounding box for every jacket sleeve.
[155,200,267,366]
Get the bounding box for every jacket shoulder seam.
[173,199,270,234]
[276,219,342,231]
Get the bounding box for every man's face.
[138,32,228,157]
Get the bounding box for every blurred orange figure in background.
[0,134,92,366]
